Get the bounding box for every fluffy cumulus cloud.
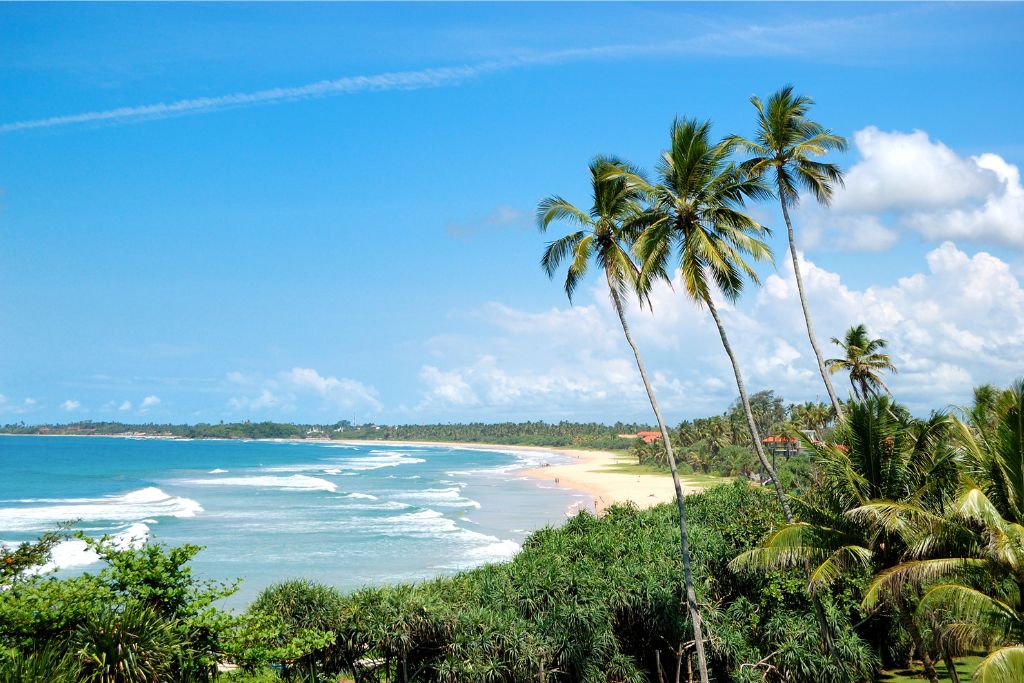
[417,242,1024,420]
[745,242,1024,409]
[137,395,161,414]
[801,127,1024,250]
[226,367,382,418]
[60,399,81,412]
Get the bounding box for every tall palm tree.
[620,118,795,524]
[730,85,849,419]
[732,397,958,682]
[537,156,711,683]
[859,381,1024,683]
[825,324,897,401]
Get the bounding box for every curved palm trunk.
[779,194,844,421]
[704,295,794,523]
[608,285,710,683]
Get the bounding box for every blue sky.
[2,2,1023,425]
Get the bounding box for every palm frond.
[862,558,983,610]
[541,231,586,279]
[537,197,592,232]
[974,646,1024,683]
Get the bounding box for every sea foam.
[392,487,481,509]
[36,522,151,574]
[181,475,337,492]
[0,487,202,532]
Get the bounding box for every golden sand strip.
[341,439,706,514]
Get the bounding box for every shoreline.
[340,438,699,513]
[2,433,706,514]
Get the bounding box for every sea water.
[0,436,589,607]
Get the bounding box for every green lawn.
[596,458,732,487]
[878,655,983,682]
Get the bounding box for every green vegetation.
[0,420,310,440]
[826,324,898,400]
[730,84,849,419]
[4,84,1019,681]
[880,656,982,682]
[0,420,650,450]
[4,382,1024,681]
[333,422,650,449]
[539,154,713,679]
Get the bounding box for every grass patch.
[878,655,983,682]
[597,460,732,487]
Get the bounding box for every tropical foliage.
[730,85,849,419]
[538,155,712,681]
[3,83,1016,683]
[826,323,898,400]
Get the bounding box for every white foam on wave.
[181,475,337,492]
[339,451,427,471]
[260,451,425,476]
[362,509,522,567]
[0,487,202,532]
[451,447,567,476]
[462,539,521,563]
[34,522,151,574]
[208,468,228,474]
[343,501,411,511]
[392,487,481,509]
[343,492,377,500]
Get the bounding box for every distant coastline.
[1,430,695,514]
[0,419,646,451]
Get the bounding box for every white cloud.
[228,389,282,412]
[60,399,81,412]
[801,127,1024,250]
[0,12,901,135]
[419,242,1024,420]
[0,395,36,415]
[420,366,479,406]
[119,400,132,411]
[834,127,998,213]
[139,395,161,412]
[281,367,382,411]
[226,367,381,417]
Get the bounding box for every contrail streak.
[0,9,904,135]
[0,61,509,134]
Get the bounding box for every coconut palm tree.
[826,324,897,401]
[732,397,958,682]
[617,118,795,524]
[859,381,1024,683]
[730,85,849,420]
[537,156,711,683]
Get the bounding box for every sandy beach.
[340,439,709,514]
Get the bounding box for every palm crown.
[620,118,774,305]
[537,156,650,304]
[826,324,897,400]
[730,84,848,208]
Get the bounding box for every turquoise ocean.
[0,436,589,607]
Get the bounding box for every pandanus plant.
[538,156,711,683]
